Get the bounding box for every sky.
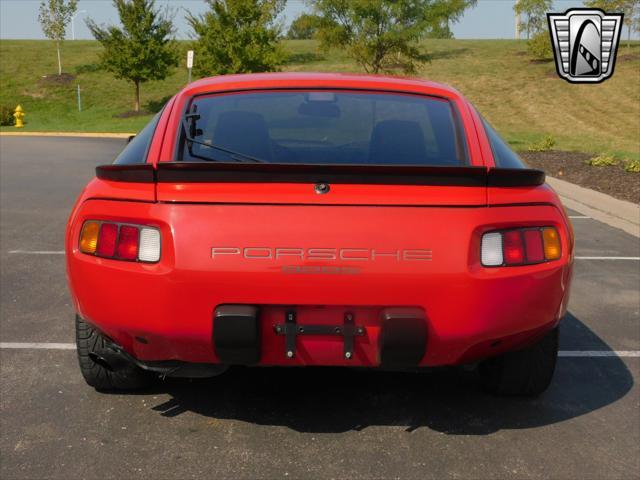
[0,0,636,41]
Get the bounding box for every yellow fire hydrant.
[13,105,25,128]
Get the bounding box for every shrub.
[528,30,553,61]
[586,154,618,167]
[624,159,640,173]
[527,135,556,152]
[0,105,15,126]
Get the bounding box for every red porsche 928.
[66,73,574,396]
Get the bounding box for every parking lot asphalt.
[1,136,639,480]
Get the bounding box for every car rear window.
[480,115,528,169]
[177,91,468,166]
[114,111,162,165]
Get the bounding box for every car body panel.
[156,182,488,206]
[67,199,571,367]
[65,72,574,369]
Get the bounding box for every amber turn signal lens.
[79,221,100,254]
[542,227,561,260]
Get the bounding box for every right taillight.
[79,220,161,263]
[481,227,560,267]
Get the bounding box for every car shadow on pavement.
[147,312,633,435]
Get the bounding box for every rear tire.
[75,315,154,391]
[479,327,558,396]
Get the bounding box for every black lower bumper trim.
[379,308,427,368]
[214,305,261,365]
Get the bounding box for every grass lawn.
[1,39,639,159]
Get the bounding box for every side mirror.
[127,135,136,144]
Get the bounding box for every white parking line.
[569,215,591,219]
[8,250,65,255]
[0,342,76,350]
[574,257,640,260]
[558,351,640,357]
[0,343,638,357]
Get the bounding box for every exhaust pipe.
[89,347,132,372]
[90,343,229,378]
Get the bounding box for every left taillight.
[79,221,161,263]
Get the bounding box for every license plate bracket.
[274,310,365,360]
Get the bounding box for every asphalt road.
[1,136,639,480]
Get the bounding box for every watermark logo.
[547,8,623,83]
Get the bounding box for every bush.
[527,135,556,152]
[624,159,640,173]
[0,105,15,126]
[528,30,553,61]
[586,154,618,167]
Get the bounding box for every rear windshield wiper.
[181,111,266,164]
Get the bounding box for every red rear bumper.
[66,200,573,367]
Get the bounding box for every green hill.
[1,39,638,159]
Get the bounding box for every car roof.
[181,72,465,102]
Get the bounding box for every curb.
[547,176,640,238]
[0,131,134,139]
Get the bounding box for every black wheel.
[479,327,558,396]
[75,315,154,391]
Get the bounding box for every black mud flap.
[213,305,261,365]
[379,308,427,368]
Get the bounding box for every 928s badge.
[547,8,624,84]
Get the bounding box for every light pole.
[514,0,521,40]
[71,10,87,40]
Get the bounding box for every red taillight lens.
[503,230,524,265]
[116,225,139,260]
[524,229,545,263]
[96,223,118,257]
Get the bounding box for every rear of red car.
[66,74,573,395]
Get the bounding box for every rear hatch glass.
[177,90,468,167]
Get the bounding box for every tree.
[584,0,640,50]
[287,13,322,39]
[514,0,552,39]
[187,0,285,77]
[86,0,178,112]
[314,0,466,74]
[38,0,77,75]
[428,0,477,39]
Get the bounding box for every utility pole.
[515,1,521,40]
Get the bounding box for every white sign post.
[187,50,194,84]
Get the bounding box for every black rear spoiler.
[95,164,155,183]
[96,162,545,187]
